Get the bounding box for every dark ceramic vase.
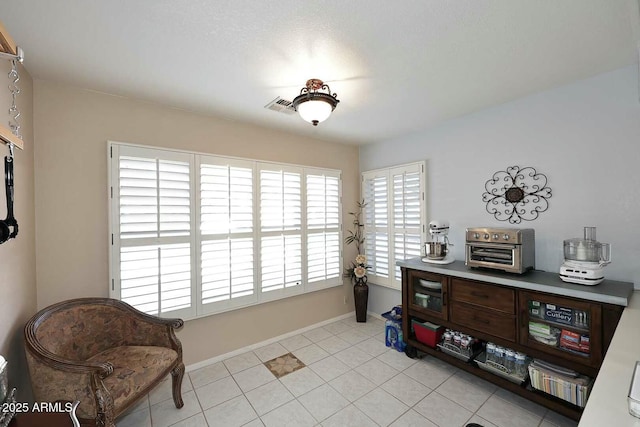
[353,276,369,323]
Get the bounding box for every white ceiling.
[1,1,639,145]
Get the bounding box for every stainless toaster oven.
[465,227,535,274]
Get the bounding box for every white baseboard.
[367,311,385,321]
[185,311,358,372]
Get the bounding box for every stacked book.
[528,359,592,407]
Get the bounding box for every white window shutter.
[113,145,195,318]
[159,161,191,237]
[362,162,426,289]
[307,174,340,229]
[258,164,303,300]
[119,243,193,315]
[200,162,253,234]
[306,171,341,288]
[362,173,390,282]
[199,157,256,312]
[157,243,192,312]
[261,234,302,292]
[110,143,344,319]
[201,237,254,303]
[118,156,158,239]
[391,167,423,283]
[260,169,302,231]
[307,232,340,283]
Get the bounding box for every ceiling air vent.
[264,97,296,115]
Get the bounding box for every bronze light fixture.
[292,79,340,126]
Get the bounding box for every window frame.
[361,161,427,290]
[108,141,343,320]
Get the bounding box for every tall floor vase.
[353,277,369,323]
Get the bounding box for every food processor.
[559,227,611,285]
[422,220,455,264]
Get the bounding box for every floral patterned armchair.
[24,298,185,427]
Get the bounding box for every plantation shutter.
[258,163,303,299]
[362,172,390,281]
[391,165,424,284]
[361,162,426,289]
[199,156,256,313]
[112,145,195,318]
[306,170,341,288]
[110,142,343,319]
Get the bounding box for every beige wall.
[0,60,36,399]
[33,80,360,365]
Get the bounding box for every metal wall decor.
[8,58,20,139]
[482,165,552,224]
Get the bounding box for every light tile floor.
[119,315,579,427]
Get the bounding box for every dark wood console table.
[398,258,634,421]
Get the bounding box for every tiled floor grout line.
[227,362,258,426]
[133,317,575,427]
[183,373,208,427]
[177,361,517,427]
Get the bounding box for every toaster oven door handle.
[468,242,518,250]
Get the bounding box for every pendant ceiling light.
[292,79,340,126]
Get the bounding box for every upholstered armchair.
[24,298,185,427]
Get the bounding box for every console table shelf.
[399,259,633,421]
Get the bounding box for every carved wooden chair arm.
[116,302,184,350]
[24,348,115,423]
[25,329,114,378]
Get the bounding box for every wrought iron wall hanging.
[0,40,24,245]
[482,165,552,224]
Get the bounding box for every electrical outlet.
[343,295,348,305]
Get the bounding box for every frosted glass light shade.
[297,99,333,125]
[292,79,340,126]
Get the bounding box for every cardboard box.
[529,322,552,335]
[560,329,590,354]
[544,304,573,326]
